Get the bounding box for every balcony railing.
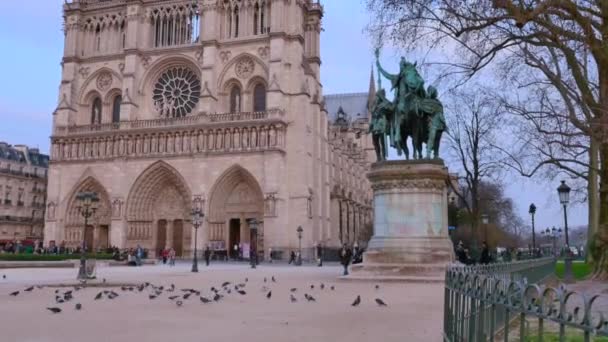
[54,109,284,136]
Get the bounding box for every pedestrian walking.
[268,247,273,263]
[339,244,353,276]
[479,242,491,265]
[288,251,296,265]
[233,244,238,260]
[161,248,168,265]
[316,243,323,267]
[204,246,211,266]
[135,244,143,266]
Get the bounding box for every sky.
[0,1,587,231]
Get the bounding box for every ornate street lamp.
[75,191,99,280]
[557,180,573,282]
[248,219,258,269]
[191,207,204,273]
[296,226,303,266]
[481,213,489,243]
[529,203,537,256]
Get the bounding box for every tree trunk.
[588,137,599,263]
[593,142,608,279]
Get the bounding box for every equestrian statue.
[369,48,447,162]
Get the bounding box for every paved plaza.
[0,263,444,342]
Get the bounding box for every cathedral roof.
[324,92,371,124]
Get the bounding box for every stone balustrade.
[51,114,287,162]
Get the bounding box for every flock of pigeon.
[3,273,388,314]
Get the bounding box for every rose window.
[153,67,201,117]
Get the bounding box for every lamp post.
[191,207,204,273]
[557,180,574,282]
[75,191,99,280]
[248,219,258,269]
[529,203,537,256]
[481,213,489,243]
[296,226,303,266]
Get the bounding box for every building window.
[152,5,200,47]
[260,2,266,34]
[230,86,241,113]
[112,95,122,123]
[253,4,259,35]
[234,6,240,38]
[253,83,266,112]
[153,67,201,118]
[91,97,102,124]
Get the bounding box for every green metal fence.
[443,258,608,341]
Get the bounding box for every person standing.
[288,251,296,265]
[169,248,176,266]
[204,245,211,266]
[480,242,491,265]
[339,244,353,276]
[268,247,273,263]
[135,244,143,266]
[233,244,238,260]
[316,243,323,267]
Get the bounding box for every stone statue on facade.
[369,48,448,161]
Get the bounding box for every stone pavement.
[0,262,444,342]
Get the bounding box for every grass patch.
[525,333,608,342]
[0,253,114,261]
[555,261,592,280]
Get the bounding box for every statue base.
[348,160,454,282]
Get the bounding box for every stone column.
[166,220,174,249]
[350,160,455,281]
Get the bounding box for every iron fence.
[444,257,608,341]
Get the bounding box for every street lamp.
[529,203,537,256]
[557,180,573,282]
[191,207,204,273]
[481,213,489,243]
[75,191,99,280]
[296,226,303,266]
[248,219,258,269]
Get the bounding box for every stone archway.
[64,177,112,250]
[207,165,264,259]
[126,161,192,257]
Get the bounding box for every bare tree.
[367,0,608,278]
[445,90,506,248]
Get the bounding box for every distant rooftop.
[0,142,49,168]
[324,92,371,125]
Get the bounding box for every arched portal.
[126,161,192,256]
[64,177,111,250]
[207,165,264,259]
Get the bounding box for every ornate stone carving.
[219,51,232,63]
[153,67,201,118]
[370,178,446,191]
[257,46,270,59]
[111,198,124,219]
[47,201,57,220]
[235,57,255,79]
[118,63,125,74]
[96,72,113,91]
[264,193,277,217]
[141,56,151,68]
[79,67,90,79]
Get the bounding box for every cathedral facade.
[45,0,375,259]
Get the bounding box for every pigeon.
[222,282,231,287]
[305,294,316,302]
[55,289,60,294]
[238,283,246,288]
[213,293,222,302]
[375,298,387,306]
[94,292,103,300]
[2,274,5,279]
[290,288,297,292]
[47,307,62,314]
[169,295,179,300]
[102,278,106,284]
[64,293,73,302]
[271,276,276,283]
[266,291,272,299]
[121,286,128,291]
[237,290,247,295]
[75,303,82,310]
[375,284,380,290]
[310,285,314,289]
[200,296,211,303]
[55,296,65,303]
[290,294,297,303]
[320,283,325,290]
[245,278,248,282]
[352,295,361,307]
[36,285,44,290]
[183,293,192,300]
[24,286,34,292]
[176,300,183,307]
[149,294,157,300]
[9,291,19,296]
[64,290,73,296]
[330,286,335,291]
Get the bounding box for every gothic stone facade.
[45,0,373,259]
[0,143,48,244]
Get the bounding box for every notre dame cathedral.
[45,0,376,260]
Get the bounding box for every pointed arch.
[126,161,192,221]
[208,164,264,223]
[64,176,112,227]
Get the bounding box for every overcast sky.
[0,1,587,231]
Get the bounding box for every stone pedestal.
[349,160,454,282]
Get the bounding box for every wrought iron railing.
[443,258,608,341]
